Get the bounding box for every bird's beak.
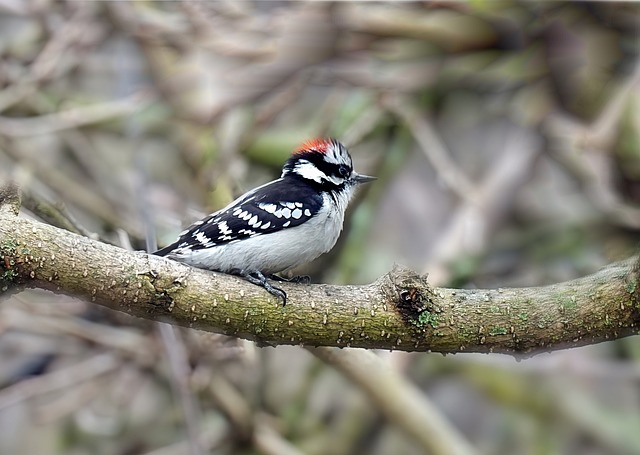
[352,172,376,185]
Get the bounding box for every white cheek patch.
[326,174,346,186]
[294,160,346,186]
[294,160,327,183]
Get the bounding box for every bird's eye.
[338,164,350,178]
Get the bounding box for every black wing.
[155,178,323,254]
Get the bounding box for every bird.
[154,138,375,304]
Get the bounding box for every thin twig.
[1,137,144,239]
[0,89,156,137]
[382,93,478,204]
[21,191,98,239]
[424,128,542,284]
[3,303,155,361]
[341,103,386,148]
[0,352,120,411]
[156,324,204,455]
[253,419,309,455]
[0,5,100,112]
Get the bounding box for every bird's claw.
[242,270,288,305]
[268,274,310,285]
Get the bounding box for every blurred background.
[1,1,639,454]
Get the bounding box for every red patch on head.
[294,138,334,155]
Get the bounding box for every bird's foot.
[268,274,311,285]
[241,270,287,305]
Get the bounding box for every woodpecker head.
[282,138,376,191]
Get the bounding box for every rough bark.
[1,186,639,355]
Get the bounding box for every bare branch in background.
[0,89,155,137]
[425,129,543,284]
[309,347,476,455]
[382,94,478,204]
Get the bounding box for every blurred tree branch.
[309,347,477,455]
[1,182,639,355]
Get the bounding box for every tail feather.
[153,242,179,257]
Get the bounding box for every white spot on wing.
[292,208,302,219]
[195,231,211,245]
[259,203,277,214]
[283,221,290,227]
[281,208,291,218]
[218,220,231,235]
[304,209,311,216]
[261,221,271,229]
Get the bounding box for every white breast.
[168,190,355,274]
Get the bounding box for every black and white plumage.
[154,138,375,304]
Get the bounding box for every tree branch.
[0,184,639,355]
[308,347,476,455]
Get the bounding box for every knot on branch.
[0,182,21,216]
[381,265,443,330]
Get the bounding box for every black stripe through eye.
[309,153,351,180]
